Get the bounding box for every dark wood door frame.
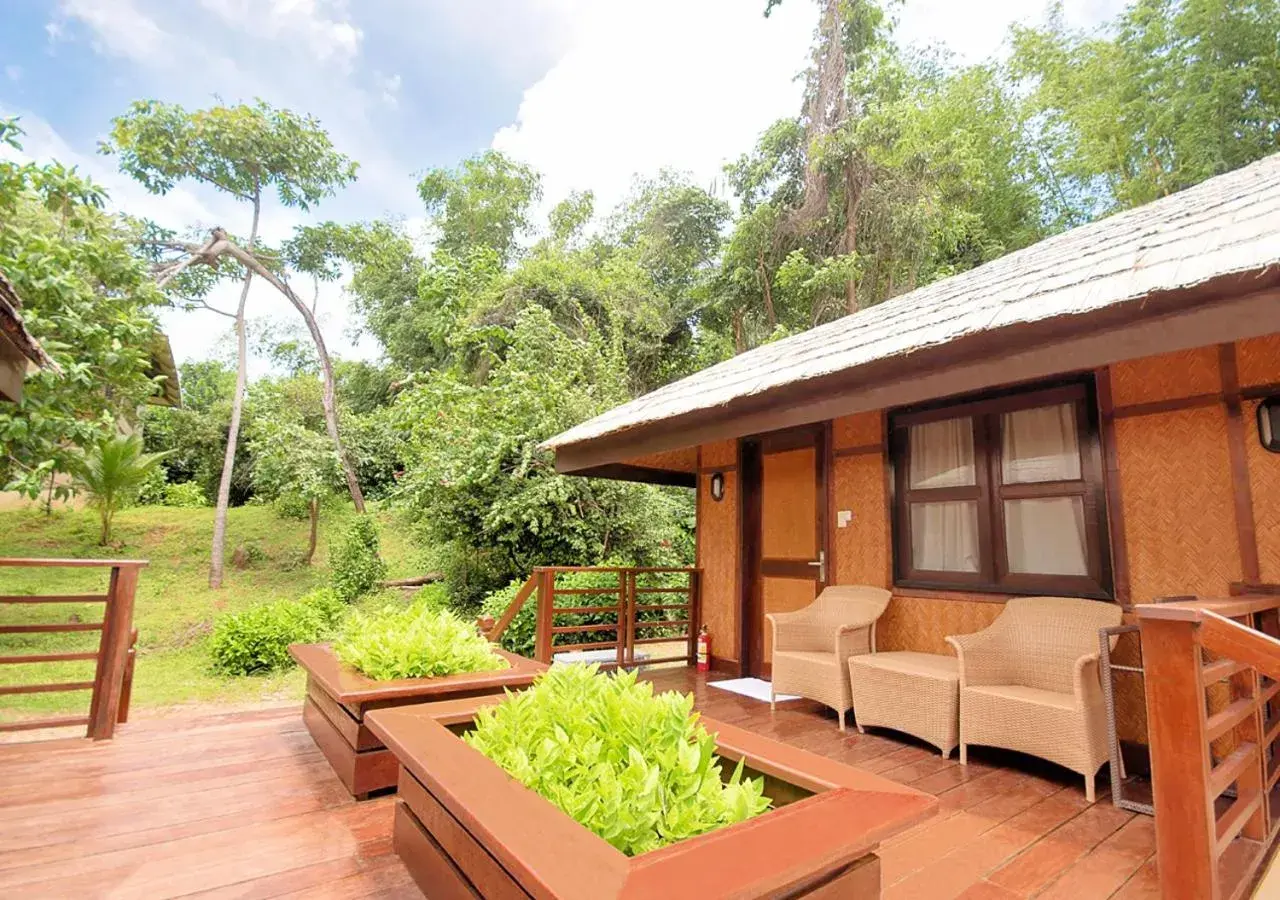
[738,423,830,678]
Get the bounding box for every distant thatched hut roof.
[0,271,59,403]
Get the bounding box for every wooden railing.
[485,566,701,668]
[0,558,147,740]
[1137,593,1280,900]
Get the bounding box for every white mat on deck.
[708,678,799,703]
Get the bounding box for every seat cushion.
[964,683,1075,711]
[849,651,958,682]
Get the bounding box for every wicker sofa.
[767,585,892,731]
[946,596,1123,802]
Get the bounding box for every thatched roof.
[547,153,1280,465]
[0,271,59,373]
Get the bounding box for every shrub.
[334,598,507,681]
[329,515,387,602]
[162,481,208,508]
[135,466,168,506]
[209,588,346,676]
[464,665,771,856]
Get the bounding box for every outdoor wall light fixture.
[1260,397,1280,453]
[710,472,726,502]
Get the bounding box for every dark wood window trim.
[889,377,1114,601]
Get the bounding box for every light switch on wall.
[837,510,853,528]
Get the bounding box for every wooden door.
[742,425,828,678]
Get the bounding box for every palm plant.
[72,434,170,545]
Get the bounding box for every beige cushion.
[774,650,842,672]
[850,651,958,681]
[964,683,1076,711]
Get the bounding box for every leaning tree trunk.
[305,497,319,565]
[209,198,261,589]
[217,236,365,512]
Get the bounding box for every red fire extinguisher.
[696,626,711,672]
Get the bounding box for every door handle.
[807,550,826,583]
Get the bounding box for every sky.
[0,0,1122,376]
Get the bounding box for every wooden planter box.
[289,643,546,799]
[366,696,937,899]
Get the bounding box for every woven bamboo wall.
[1111,345,1222,404]
[697,459,739,661]
[877,594,1006,655]
[832,452,891,588]
[701,439,737,469]
[1238,333,1280,387]
[1246,399,1280,583]
[1116,405,1241,602]
[622,447,698,472]
[832,411,881,449]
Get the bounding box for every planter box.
[366,696,937,899]
[289,643,546,799]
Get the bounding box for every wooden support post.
[1141,616,1219,900]
[118,628,139,725]
[534,569,554,665]
[616,571,628,669]
[88,564,141,740]
[687,568,702,667]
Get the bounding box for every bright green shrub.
[329,515,387,602]
[334,599,507,680]
[465,665,771,856]
[209,588,346,675]
[162,481,209,507]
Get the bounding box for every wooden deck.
[0,668,1161,899]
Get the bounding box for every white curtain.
[909,417,975,488]
[911,501,980,572]
[1005,498,1088,576]
[1001,403,1081,483]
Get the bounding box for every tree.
[250,420,343,564]
[72,434,169,545]
[418,150,543,265]
[102,99,359,588]
[1010,0,1280,223]
[0,120,163,507]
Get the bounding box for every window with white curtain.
[891,381,1111,597]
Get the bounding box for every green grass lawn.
[0,502,423,724]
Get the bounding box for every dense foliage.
[329,516,388,602]
[465,665,772,856]
[0,120,164,503]
[334,599,508,681]
[209,588,345,675]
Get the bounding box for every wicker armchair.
[946,597,1123,802]
[767,586,892,731]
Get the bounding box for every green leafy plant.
[163,481,209,508]
[464,665,771,856]
[209,588,345,676]
[329,515,387,602]
[71,434,171,544]
[334,599,507,681]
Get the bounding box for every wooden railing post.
[1140,616,1219,900]
[687,568,702,667]
[118,628,139,725]
[534,568,554,664]
[617,570,629,669]
[87,563,141,740]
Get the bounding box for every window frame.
[889,377,1114,600]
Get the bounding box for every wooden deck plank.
[0,667,1167,899]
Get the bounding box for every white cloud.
[492,1,816,215]
[52,0,176,66]
[375,72,402,108]
[197,0,364,69]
